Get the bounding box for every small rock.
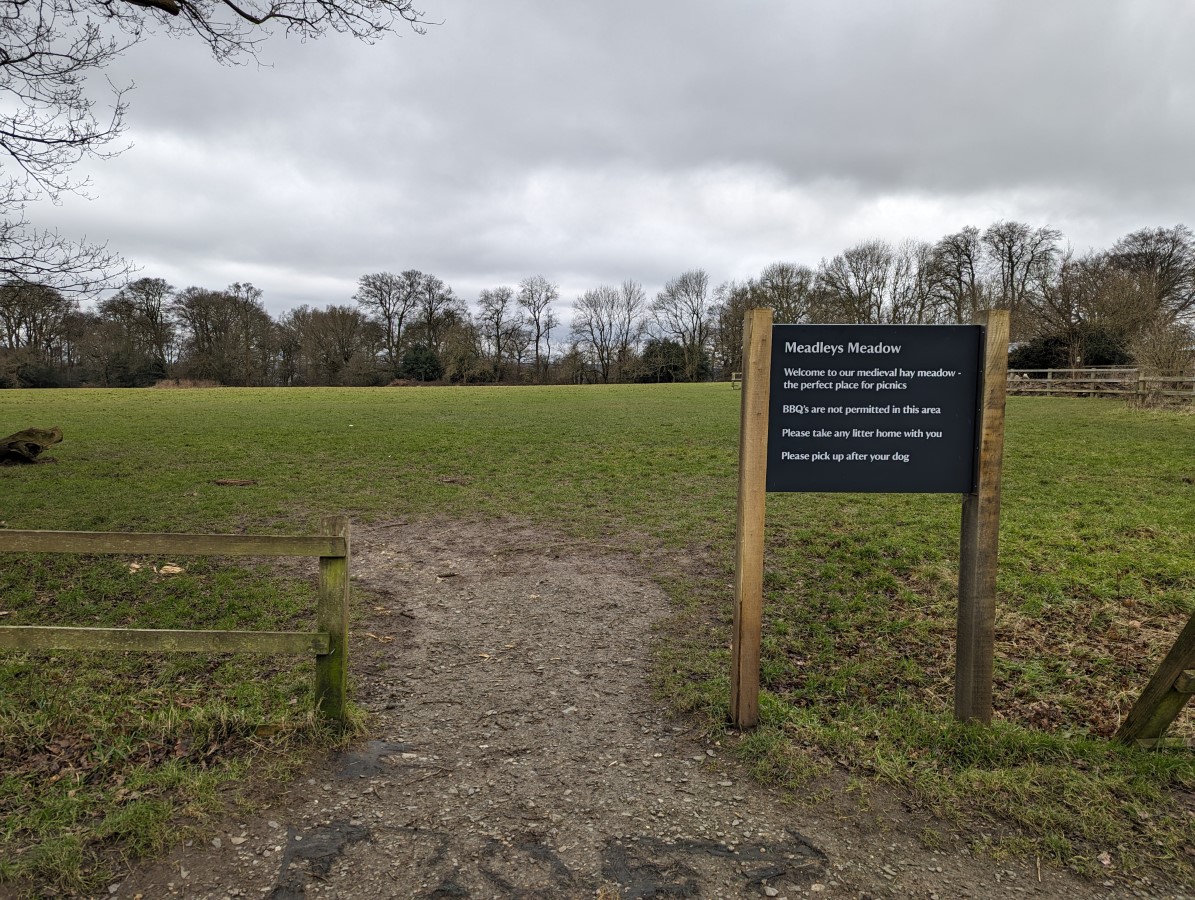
[211,838,221,849]
[229,836,247,845]
[108,885,120,895]
[763,887,779,897]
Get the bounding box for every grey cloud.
[31,0,1195,316]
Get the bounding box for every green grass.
[0,554,351,894]
[2,386,1194,887]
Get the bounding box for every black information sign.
[767,324,982,493]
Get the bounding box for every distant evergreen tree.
[401,343,444,382]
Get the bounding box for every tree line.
[2,221,1193,389]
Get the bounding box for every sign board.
[732,310,1009,731]
[766,324,982,493]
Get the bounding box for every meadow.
[1,385,1193,891]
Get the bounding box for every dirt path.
[113,521,1176,899]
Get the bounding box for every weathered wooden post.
[1116,610,1195,747]
[954,310,1009,724]
[316,515,351,725]
[730,307,773,729]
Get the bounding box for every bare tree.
[104,277,175,366]
[750,262,819,323]
[0,280,74,354]
[517,274,559,382]
[275,305,313,385]
[571,286,620,384]
[0,219,130,294]
[889,239,949,324]
[572,281,647,384]
[354,270,421,377]
[651,269,713,382]
[613,280,647,380]
[171,286,236,383]
[1107,225,1195,324]
[304,305,380,384]
[1,0,428,289]
[504,319,533,379]
[817,241,893,323]
[0,279,81,384]
[981,220,1061,338]
[412,274,460,355]
[1131,319,1194,376]
[711,280,751,376]
[932,226,987,323]
[475,285,520,381]
[171,282,272,385]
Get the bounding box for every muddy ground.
[111,521,1188,899]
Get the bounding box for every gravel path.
[111,521,1184,899]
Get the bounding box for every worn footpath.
[111,521,1185,899]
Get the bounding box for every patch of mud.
[334,740,414,779]
[112,520,1177,899]
[267,822,370,899]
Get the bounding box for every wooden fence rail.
[0,515,351,725]
[1007,367,1195,399]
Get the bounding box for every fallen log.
[0,426,63,465]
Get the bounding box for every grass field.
[1,385,1193,891]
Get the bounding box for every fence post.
[1046,368,1053,396]
[316,516,351,725]
[955,310,1009,724]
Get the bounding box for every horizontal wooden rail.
[0,626,331,655]
[0,516,352,725]
[0,529,346,558]
[1007,367,1194,399]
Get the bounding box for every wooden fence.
[1007,367,1195,399]
[0,515,351,725]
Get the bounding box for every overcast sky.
[45,1,1195,319]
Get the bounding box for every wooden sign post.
[955,310,1009,724]
[731,310,1008,730]
[730,307,773,728]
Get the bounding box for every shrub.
[400,344,444,382]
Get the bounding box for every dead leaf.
[157,564,185,575]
